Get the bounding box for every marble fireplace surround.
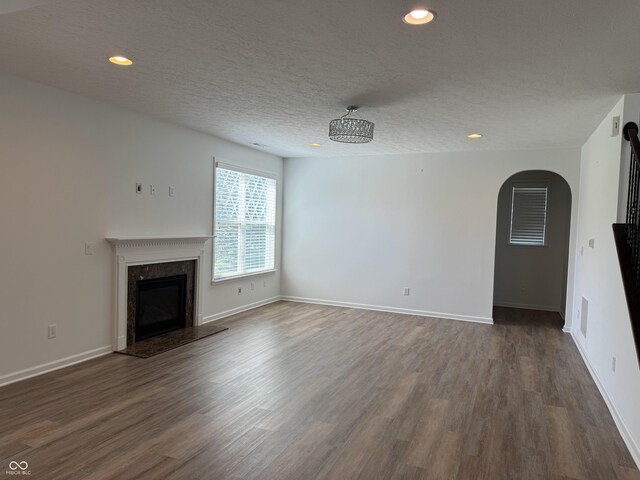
[126,259,195,345]
[107,236,212,351]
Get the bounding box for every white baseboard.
[0,346,112,387]
[570,331,640,468]
[201,296,281,324]
[493,301,561,313]
[280,296,494,325]
[562,326,572,333]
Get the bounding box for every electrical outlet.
[48,325,57,339]
[150,185,156,195]
[84,242,94,255]
[237,287,242,295]
[169,186,175,197]
[136,183,143,194]
[403,287,410,296]
[612,356,617,372]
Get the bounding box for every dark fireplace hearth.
[127,260,195,344]
[136,274,187,341]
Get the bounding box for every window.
[509,186,548,246]
[213,162,276,280]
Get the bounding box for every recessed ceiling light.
[108,55,133,66]
[467,133,483,139]
[402,8,436,25]
[309,143,321,147]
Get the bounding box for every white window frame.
[508,183,549,247]
[212,159,277,282]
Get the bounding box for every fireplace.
[107,235,212,351]
[127,260,196,344]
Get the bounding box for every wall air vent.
[581,297,589,338]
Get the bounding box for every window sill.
[212,269,278,283]
[506,243,549,248]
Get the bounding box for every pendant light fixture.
[328,106,374,144]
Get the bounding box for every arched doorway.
[493,170,572,323]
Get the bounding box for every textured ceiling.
[1,0,639,157]
[0,0,52,15]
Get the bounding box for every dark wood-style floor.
[1,303,638,480]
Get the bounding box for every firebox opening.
[135,274,187,341]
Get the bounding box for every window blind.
[509,186,548,246]
[214,164,276,280]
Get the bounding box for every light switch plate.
[612,116,620,137]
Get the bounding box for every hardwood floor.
[1,302,638,479]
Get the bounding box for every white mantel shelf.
[106,235,213,247]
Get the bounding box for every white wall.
[282,148,581,324]
[571,95,640,466]
[493,170,572,313]
[0,73,283,383]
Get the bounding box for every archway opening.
[493,170,572,326]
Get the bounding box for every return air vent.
[581,297,589,338]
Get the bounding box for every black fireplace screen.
[135,274,187,341]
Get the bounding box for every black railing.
[624,122,640,283]
[617,122,640,364]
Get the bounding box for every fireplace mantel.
[107,234,212,351]
[107,235,213,248]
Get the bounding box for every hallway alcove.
[493,170,572,322]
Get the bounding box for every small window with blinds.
[213,162,277,280]
[509,186,548,246]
